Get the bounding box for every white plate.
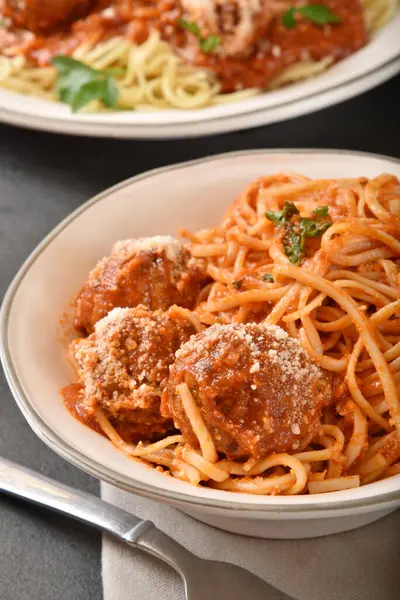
[1,56,399,139]
[0,14,399,137]
[117,56,400,139]
[1,149,400,539]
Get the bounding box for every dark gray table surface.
[1,74,400,600]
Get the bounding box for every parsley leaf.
[282,4,342,29]
[51,56,120,112]
[282,202,300,219]
[265,209,283,225]
[69,80,106,112]
[178,18,201,37]
[265,201,332,265]
[199,34,221,54]
[282,7,297,28]
[178,18,221,54]
[265,202,299,225]
[313,205,329,217]
[284,230,303,265]
[299,4,342,25]
[300,217,331,238]
[262,274,274,282]
[103,76,119,108]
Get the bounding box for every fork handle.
[0,457,194,574]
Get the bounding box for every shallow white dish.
[1,149,400,539]
[0,14,399,138]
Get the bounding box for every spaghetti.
[0,0,397,112]
[63,170,400,496]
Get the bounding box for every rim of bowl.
[2,148,400,514]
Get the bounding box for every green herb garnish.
[300,216,332,238]
[262,274,275,282]
[179,19,201,36]
[282,4,342,28]
[282,7,298,28]
[284,230,303,265]
[265,201,299,225]
[178,18,221,54]
[51,56,120,112]
[265,203,331,265]
[199,34,221,54]
[233,279,243,290]
[313,205,329,217]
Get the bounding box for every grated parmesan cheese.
[265,324,289,341]
[112,236,182,262]
[271,44,281,58]
[101,6,116,18]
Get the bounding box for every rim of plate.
[1,56,399,139]
[0,15,399,128]
[2,148,400,514]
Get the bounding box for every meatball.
[162,323,334,459]
[4,0,94,33]
[69,304,197,443]
[74,236,208,334]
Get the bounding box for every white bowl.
[2,149,400,539]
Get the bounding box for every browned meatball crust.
[74,236,209,334]
[162,323,334,459]
[5,0,94,33]
[67,304,197,443]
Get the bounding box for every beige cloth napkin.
[101,482,400,600]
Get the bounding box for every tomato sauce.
[197,0,366,91]
[0,0,367,93]
[61,382,99,426]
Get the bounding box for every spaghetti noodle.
[63,170,400,496]
[0,0,397,111]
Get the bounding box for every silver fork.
[0,457,294,600]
